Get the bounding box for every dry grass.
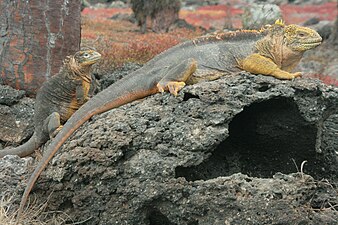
[291,160,338,213]
[0,195,16,224]
[0,193,73,225]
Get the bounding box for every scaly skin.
[239,20,322,79]
[16,20,321,221]
[0,49,101,158]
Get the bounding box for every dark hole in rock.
[176,97,327,181]
[187,220,199,225]
[258,84,270,92]
[59,198,73,210]
[147,208,176,225]
[183,92,200,101]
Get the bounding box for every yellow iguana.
[16,20,321,220]
[0,49,101,158]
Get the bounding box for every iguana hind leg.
[240,53,302,80]
[43,112,63,138]
[157,58,197,96]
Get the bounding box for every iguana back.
[141,30,265,80]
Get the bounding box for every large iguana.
[16,20,321,219]
[0,49,101,158]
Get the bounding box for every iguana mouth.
[299,37,322,50]
[84,53,102,65]
[303,37,322,45]
[89,53,102,61]
[302,41,321,48]
[304,42,321,46]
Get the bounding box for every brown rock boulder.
[0,0,81,96]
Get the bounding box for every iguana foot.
[157,81,186,96]
[271,70,302,80]
[292,72,302,78]
[50,125,63,138]
[156,58,197,96]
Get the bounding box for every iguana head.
[271,20,322,52]
[73,49,102,67]
[284,25,322,52]
[64,48,101,78]
[255,20,322,72]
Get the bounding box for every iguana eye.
[298,32,306,37]
[83,53,90,58]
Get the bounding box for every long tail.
[0,133,39,158]
[16,77,158,221]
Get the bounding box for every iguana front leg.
[157,58,197,96]
[240,53,302,80]
[43,112,63,138]
[76,81,90,105]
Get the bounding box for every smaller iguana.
[0,49,101,158]
[16,20,322,221]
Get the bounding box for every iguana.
[0,49,101,158]
[16,20,321,220]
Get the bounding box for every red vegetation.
[281,2,337,24]
[82,8,132,19]
[92,32,189,66]
[81,16,203,71]
[181,2,337,30]
[82,2,337,31]
[310,74,338,87]
[81,3,337,85]
[180,5,244,29]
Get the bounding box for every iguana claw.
[50,125,63,138]
[157,81,186,96]
[292,72,302,78]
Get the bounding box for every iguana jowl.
[17,21,322,220]
[0,49,101,158]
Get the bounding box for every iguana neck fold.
[62,57,92,83]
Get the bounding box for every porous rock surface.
[1,72,338,224]
[0,85,34,145]
[41,72,338,224]
[0,155,32,198]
